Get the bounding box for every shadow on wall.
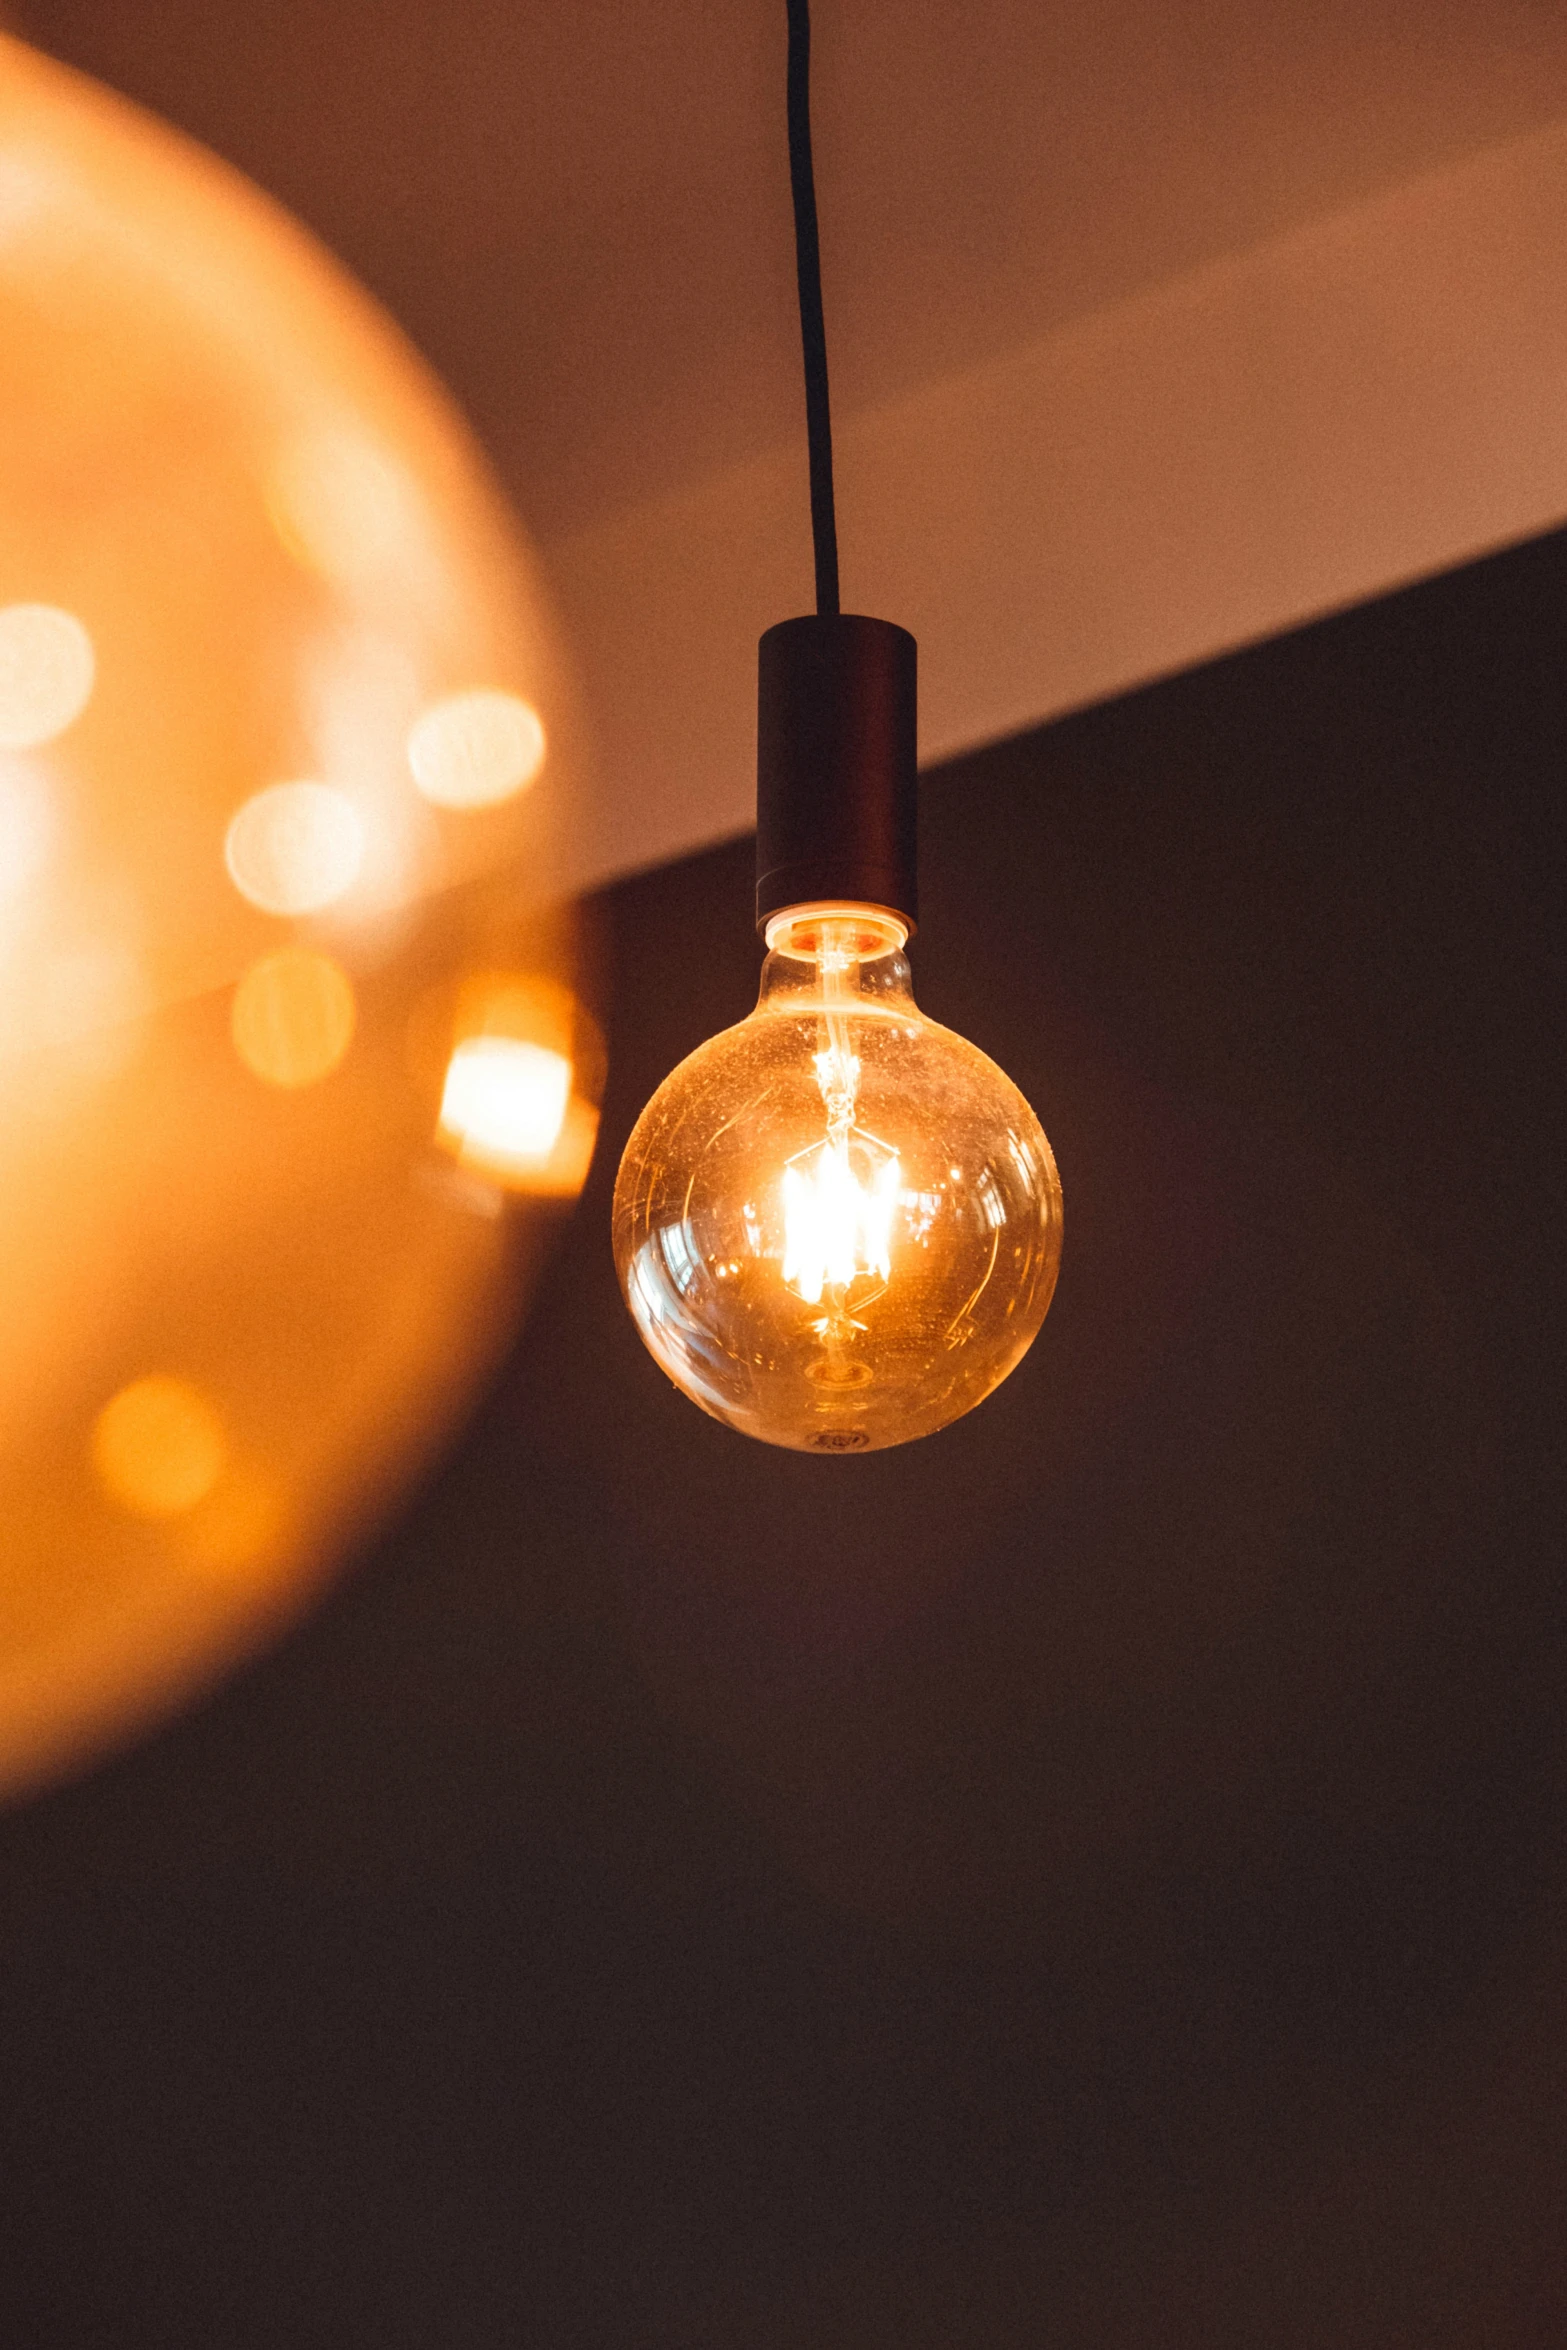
[0,527,1562,2347]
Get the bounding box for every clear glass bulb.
[613,905,1063,1451]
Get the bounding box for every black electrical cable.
[785,0,840,617]
[757,0,916,937]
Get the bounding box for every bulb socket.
[755,614,917,936]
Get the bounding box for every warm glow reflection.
[439,1036,571,1171]
[224,781,365,916]
[231,945,356,1086]
[782,1140,901,1305]
[0,604,95,749]
[92,1377,227,1520]
[407,690,545,809]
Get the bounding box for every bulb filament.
[781,1139,899,1306]
[779,925,901,1383]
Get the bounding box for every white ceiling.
[17,0,1567,890]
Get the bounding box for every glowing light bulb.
[613,906,1062,1452]
[0,31,599,1804]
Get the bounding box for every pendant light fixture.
[612,0,1063,1453]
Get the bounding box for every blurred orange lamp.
[0,34,600,1799]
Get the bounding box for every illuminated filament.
[779,943,903,1311]
[782,1140,900,1305]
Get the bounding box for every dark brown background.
[0,529,1563,2344]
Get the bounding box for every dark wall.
[1,531,1563,2346]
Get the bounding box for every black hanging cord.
[785,0,840,617]
[758,2,917,935]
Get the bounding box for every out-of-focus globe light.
[614,908,1062,1451]
[0,35,600,1799]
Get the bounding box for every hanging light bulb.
[613,2,1062,1450]
[613,910,1061,1454]
[614,617,1061,1452]
[0,33,598,1801]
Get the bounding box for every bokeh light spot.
[231,945,357,1087]
[92,1376,227,1520]
[225,781,365,916]
[0,604,95,749]
[408,690,545,809]
[0,757,54,901]
[439,1036,571,1174]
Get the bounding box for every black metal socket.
[755,613,918,934]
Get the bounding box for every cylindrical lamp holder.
[755,613,918,934]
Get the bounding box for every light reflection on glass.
[628,1235,738,1414]
[658,1219,701,1299]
